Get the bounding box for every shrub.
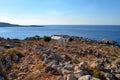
[42,36,51,42]
[83,66,106,80]
[72,58,80,64]
[69,37,74,41]
[92,70,106,80]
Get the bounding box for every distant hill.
[0,22,43,27]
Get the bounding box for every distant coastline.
[0,22,43,27]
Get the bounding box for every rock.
[4,44,15,49]
[44,66,53,73]
[102,38,119,46]
[114,58,120,65]
[61,69,71,75]
[104,73,114,80]
[53,53,62,62]
[0,61,3,67]
[8,72,17,80]
[78,75,100,80]
[73,70,87,78]
[18,73,26,80]
[20,65,28,72]
[74,65,79,71]
[0,77,5,80]
[41,53,47,61]
[94,52,102,58]
[12,55,19,62]
[36,45,43,51]
[79,62,88,68]
[91,61,104,70]
[67,74,77,80]
[57,76,63,80]
[0,71,6,80]
[115,73,120,80]
[43,49,52,55]
[87,49,93,54]
[63,64,75,71]
[61,54,71,62]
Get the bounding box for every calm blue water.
[0,25,120,44]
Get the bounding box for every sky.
[0,0,120,25]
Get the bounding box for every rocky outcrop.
[0,35,119,80]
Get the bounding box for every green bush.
[69,37,74,41]
[72,58,80,64]
[92,70,106,80]
[83,66,106,80]
[42,36,51,42]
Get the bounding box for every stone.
[12,55,19,62]
[53,53,62,61]
[41,54,48,62]
[79,62,88,68]
[61,54,71,62]
[0,77,5,80]
[63,64,75,71]
[44,49,52,55]
[74,70,88,78]
[8,72,17,80]
[94,52,102,58]
[36,45,43,51]
[78,75,100,80]
[4,44,15,49]
[115,74,120,80]
[57,76,63,80]
[61,69,71,75]
[114,58,120,64]
[0,61,3,67]
[20,65,28,72]
[67,74,77,80]
[74,66,80,73]
[104,73,114,80]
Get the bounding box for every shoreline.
[1,35,119,47]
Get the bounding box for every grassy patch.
[83,66,106,80]
[35,63,45,71]
[72,58,80,64]
[5,48,23,56]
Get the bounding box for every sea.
[0,25,120,44]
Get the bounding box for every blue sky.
[0,0,120,25]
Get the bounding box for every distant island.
[0,22,43,27]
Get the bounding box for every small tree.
[43,36,51,42]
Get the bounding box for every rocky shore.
[0,35,120,80]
